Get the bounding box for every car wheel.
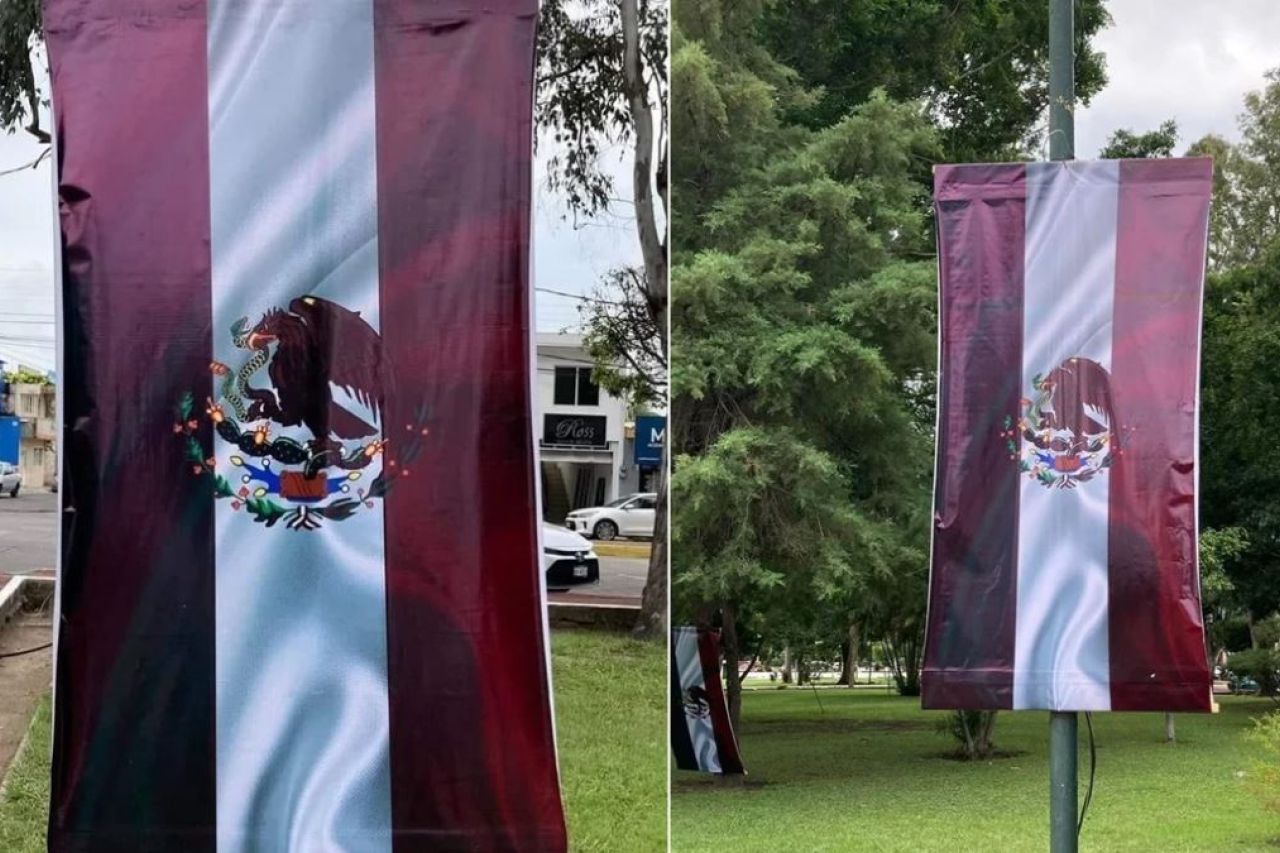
[593,519,618,541]
[9,485,17,498]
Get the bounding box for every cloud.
[1076,0,1280,156]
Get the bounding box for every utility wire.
[1078,711,1097,839]
[0,641,52,660]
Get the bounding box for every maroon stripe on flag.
[696,631,744,775]
[1108,158,1213,712]
[922,164,1026,711]
[372,2,566,850]
[44,1,216,847]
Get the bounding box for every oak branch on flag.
[923,159,1214,713]
[45,0,566,850]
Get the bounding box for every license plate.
[573,564,589,578]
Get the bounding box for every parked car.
[0,462,20,498]
[564,492,656,541]
[542,523,600,590]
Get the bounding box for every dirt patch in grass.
[745,718,932,736]
[933,748,1028,762]
[673,777,769,793]
[0,609,54,783]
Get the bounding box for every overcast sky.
[2,1,1279,373]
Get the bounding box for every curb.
[0,575,55,626]
[549,601,640,632]
[592,542,652,558]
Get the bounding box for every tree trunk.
[721,602,742,730]
[622,0,668,644]
[977,711,998,757]
[1164,712,1176,743]
[620,0,668,342]
[632,458,667,640]
[846,624,861,688]
[782,646,793,684]
[836,638,851,686]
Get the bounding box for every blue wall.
[0,416,19,465]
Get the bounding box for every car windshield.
[604,496,633,508]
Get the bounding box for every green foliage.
[1245,711,1280,814]
[1098,119,1178,159]
[1201,526,1247,609]
[212,474,235,499]
[580,267,666,408]
[672,0,945,703]
[938,710,999,761]
[1187,68,1280,270]
[1201,248,1280,622]
[672,428,878,612]
[759,0,1110,162]
[175,392,195,422]
[243,496,287,527]
[1,368,49,386]
[0,0,44,140]
[536,0,667,219]
[1228,648,1280,699]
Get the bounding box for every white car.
[0,462,20,498]
[565,492,656,541]
[542,523,600,590]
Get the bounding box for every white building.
[536,334,628,523]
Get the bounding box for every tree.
[1098,120,1178,159]
[538,1,669,640]
[673,428,884,724]
[580,267,666,408]
[1200,247,1280,637]
[671,0,940,727]
[759,0,1110,163]
[0,0,46,142]
[1187,68,1280,270]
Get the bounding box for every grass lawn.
[553,629,666,852]
[0,695,49,853]
[674,687,1280,852]
[0,629,664,852]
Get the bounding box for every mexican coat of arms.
[173,295,425,530]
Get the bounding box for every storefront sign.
[544,414,608,447]
[635,415,665,465]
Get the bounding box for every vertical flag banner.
[923,159,1213,713]
[45,1,567,850]
[671,627,745,775]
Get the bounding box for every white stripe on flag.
[207,2,392,849]
[674,628,721,773]
[1013,161,1118,711]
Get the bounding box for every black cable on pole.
[1077,710,1097,838]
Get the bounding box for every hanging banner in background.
[923,159,1213,713]
[45,0,566,849]
[671,627,745,775]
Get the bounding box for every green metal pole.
[1049,0,1075,161]
[1049,1,1077,851]
[1050,711,1078,851]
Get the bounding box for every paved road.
[0,490,57,580]
[0,491,653,605]
[549,554,649,606]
